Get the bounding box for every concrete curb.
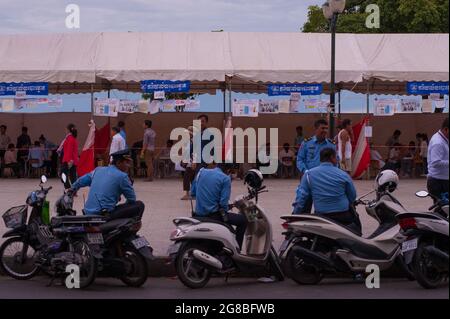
[0,256,411,279]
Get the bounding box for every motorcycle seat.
[193,216,236,234]
[99,218,133,233]
[51,215,106,227]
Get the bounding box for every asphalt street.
[0,276,448,299]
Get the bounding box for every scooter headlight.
[170,228,186,240]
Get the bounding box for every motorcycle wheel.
[413,242,446,289]
[119,245,148,287]
[287,245,324,285]
[71,241,98,289]
[175,243,211,289]
[0,237,39,280]
[268,247,285,282]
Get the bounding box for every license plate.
[132,237,149,250]
[87,233,104,245]
[167,243,181,255]
[279,240,289,254]
[402,238,418,253]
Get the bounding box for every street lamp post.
[322,0,346,138]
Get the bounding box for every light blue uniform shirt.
[296,136,336,173]
[428,131,449,180]
[72,165,136,215]
[191,167,231,216]
[293,162,357,215]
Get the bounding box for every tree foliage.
[302,0,449,33]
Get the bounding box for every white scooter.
[168,170,284,289]
[279,170,414,285]
[397,191,449,289]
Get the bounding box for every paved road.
[0,178,433,256]
[0,276,448,299]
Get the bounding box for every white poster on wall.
[399,98,422,113]
[94,98,119,117]
[374,99,398,116]
[278,99,290,113]
[232,99,259,117]
[0,99,15,111]
[162,100,176,112]
[48,97,63,108]
[185,99,201,111]
[148,100,161,114]
[137,100,150,113]
[119,100,139,113]
[259,100,279,114]
[422,99,433,113]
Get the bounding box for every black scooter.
[58,174,154,287]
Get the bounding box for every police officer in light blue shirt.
[191,162,247,248]
[71,150,144,219]
[295,119,336,213]
[293,148,361,233]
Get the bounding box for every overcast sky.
[0,0,324,34]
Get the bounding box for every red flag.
[95,122,111,157]
[351,117,371,179]
[77,121,96,177]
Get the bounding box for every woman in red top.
[61,124,79,184]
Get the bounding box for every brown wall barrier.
[1,112,447,159]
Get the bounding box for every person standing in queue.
[141,120,156,182]
[427,118,449,201]
[61,124,79,184]
[296,119,336,214]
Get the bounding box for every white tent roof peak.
[0,32,448,88]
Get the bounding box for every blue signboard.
[140,80,191,93]
[0,82,49,96]
[407,82,449,95]
[268,83,323,96]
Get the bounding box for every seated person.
[292,148,361,233]
[191,162,247,249]
[370,143,385,169]
[28,141,45,169]
[3,144,21,177]
[157,140,174,178]
[401,141,416,177]
[384,143,402,172]
[71,150,144,220]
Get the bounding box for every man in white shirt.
[110,127,127,162]
[337,119,353,174]
[427,118,449,201]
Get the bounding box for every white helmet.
[376,170,399,193]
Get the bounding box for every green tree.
[302,0,449,33]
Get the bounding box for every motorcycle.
[0,175,102,289]
[279,184,414,285]
[397,191,449,289]
[59,174,154,287]
[168,180,284,289]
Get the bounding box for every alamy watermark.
[170,121,279,175]
[65,264,80,289]
[365,264,380,289]
[365,4,380,29]
[65,4,80,29]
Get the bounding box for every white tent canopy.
[0,32,448,94]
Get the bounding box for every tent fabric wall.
[0,32,448,92]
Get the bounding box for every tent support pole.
[338,89,341,119]
[90,84,94,118]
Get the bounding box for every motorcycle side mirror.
[40,175,47,184]
[61,173,67,184]
[416,191,429,198]
[61,173,71,189]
